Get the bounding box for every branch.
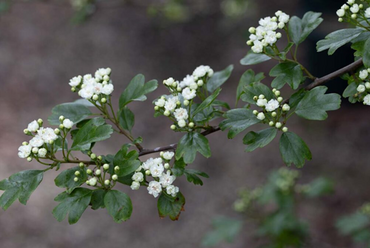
[138,127,220,157]
[140,59,363,157]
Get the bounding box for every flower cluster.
[336,0,369,23]
[69,68,114,103]
[355,69,370,105]
[154,65,214,130]
[78,159,118,188]
[18,119,60,160]
[133,151,179,198]
[246,10,290,54]
[252,89,290,132]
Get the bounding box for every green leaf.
[113,146,141,177]
[184,169,209,186]
[304,177,334,197]
[118,106,135,132]
[295,86,341,120]
[317,28,363,55]
[192,88,221,116]
[71,117,113,150]
[337,212,370,235]
[237,69,264,103]
[219,108,260,139]
[52,187,92,224]
[54,166,88,194]
[172,158,186,177]
[240,51,271,65]
[157,192,185,220]
[243,128,277,152]
[206,65,233,93]
[343,82,358,98]
[279,132,312,167]
[299,12,323,43]
[91,189,107,210]
[240,82,275,104]
[289,89,307,109]
[270,62,305,90]
[176,133,211,164]
[119,74,158,108]
[288,16,302,44]
[0,170,44,210]
[202,216,243,247]
[48,101,92,125]
[363,37,370,68]
[104,190,133,223]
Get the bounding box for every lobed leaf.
[206,65,233,93]
[176,132,211,164]
[279,132,312,167]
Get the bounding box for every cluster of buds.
[233,187,262,212]
[154,65,214,131]
[18,119,60,161]
[252,89,290,132]
[247,10,290,53]
[355,69,370,105]
[69,68,114,104]
[336,0,370,23]
[136,151,179,198]
[274,168,300,193]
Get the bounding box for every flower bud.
[277,97,283,102]
[366,82,370,89]
[269,121,274,126]
[74,177,79,182]
[97,156,102,161]
[253,96,258,101]
[184,100,190,106]
[71,87,76,92]
[276,32,282,39]
[271,112,277,117]
[170,125,176,130]
[75,171,80,176]
[172,82,178,87]
[176,101,181,106]
[114,166,120,171]
[188,122,194,128]
[22,141,28,146]
[275,122,282,128]
[274,90,280,96]
[282,127,288,132]
[86,169,92,175]
[89,177,98,186]
[160,151,164,157]
[59,116,65,121]
[37,119,43,125]
[177,87,182,92]
[154,106,159,111]
[248,27,256,33]
[92,94,99,101]
[101,98,107,103]
[351,14,357,19]
[90,153,96,159]
[104,180,110,185]
[338,18,343,22]
[164,110,170,116]
[48,140,54,145]
[282,104,290,112]
[103,75,110,81]
[259,94,265,99]
[253,110,258,115]
[79,162,85,168]
[27,157,32,162]
[103,164,110,170]
[164,163,170,169]
[38,148,47,158]
[32,147,39,154]
[23,129,29,134]
[59,124,64,129]
[95,169,101,176]
[112,174,118,181]
[197,80,204,87]
[145,170,151,175]
[86,180,90,185]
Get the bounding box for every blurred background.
[0,0,369,247]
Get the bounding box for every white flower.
[147,181,162,198]
[347,0,355,5]
[101,84,114,95]
[193,65,212,79]
[29,135,44,148]
[164,96,178,112]
[63,119,74,129]
[350,4,359,13]
[78,85,95,99]
[359,70,368,80]
[257,112,265,120]
[91,82,103,95]
[37,127,58,143]
[259,16,272,27]
[95,68,110,77]
[252,40,264,53]
[150,163,164,178]
[182,88,197,100]
[178,119,186,128]
[265,99,279,112]
[132,172,144,182]
[159,171,176,187]
[366,8,370,18]
[69,76,82,87]
[162,151,174,160]
[249,34,258,42]
[364,94,370,105]
[18,144,32,159]
[83,74,93,81]
[179,75,196,89]
[264,31,277,45]
[166,185,179,197]
[142,157,162,170]
[164,77,175,86]
[336,9,345,17]
[278,13,290,23]
[366,82,370,89]
[27,120,39,132]
[89,177,98,186]
[38,148,47,158]
[131,181,140,190]
[278,22,285,29]
[256,98,267,107]
[174,108,189,121]
[155,98,166,107]
[357,84,366,93]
